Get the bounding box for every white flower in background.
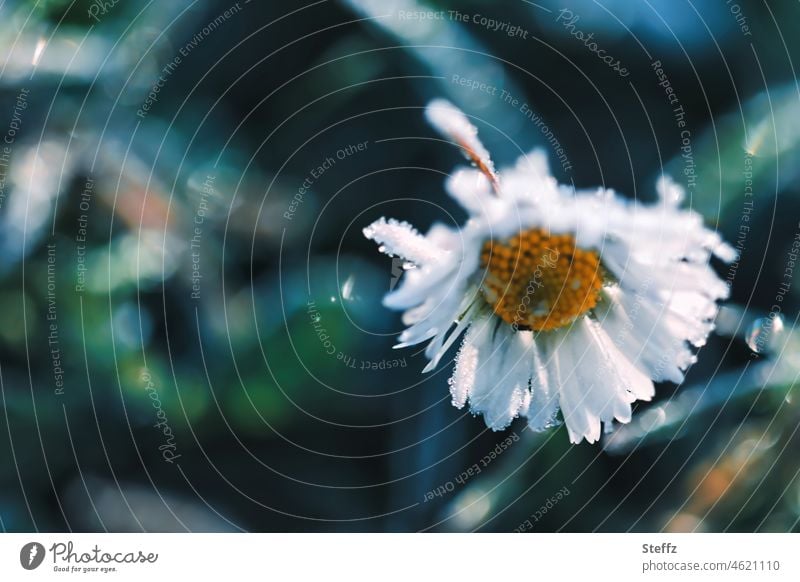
[363,100,735,444]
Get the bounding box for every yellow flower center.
[479,229,604,331]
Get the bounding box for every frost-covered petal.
[384,267,453,310]
[445,168,501,217]
[526,333,560,431]
[382,222,468,311]
[595,286,695,384]
[656,175,685,207]
[601,241,729,304]
[584,319,655,403]
[422,292,481,372]
[497,149,560,205]
[425,99,498,188]
[448,317,488,408]
[550,333,600,444]
[467,325,532,430]
[557,318,642,444]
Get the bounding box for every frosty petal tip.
[425,99,499,191]
[714,240,738,263]
[656,175,686,207]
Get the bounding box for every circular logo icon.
[19,542,45,570]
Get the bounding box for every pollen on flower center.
[479,229,604,331]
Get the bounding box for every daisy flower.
[363,100,734,443]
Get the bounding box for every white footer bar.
[1,533,797,581]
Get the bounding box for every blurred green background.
[0,0,799,532]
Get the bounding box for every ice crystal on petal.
[362,217,445,266]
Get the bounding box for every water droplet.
[746,314,785,354]
[541,408,562,430]
[543,416,563,430]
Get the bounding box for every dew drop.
[541,408,562,430]
[544,417,563,430]
[746,314,785,354]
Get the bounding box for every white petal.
[656,175,685,207]
[363,217,446,266]
[557,319,640,444]
[595,287,693,384]
[526,333,561,432]
[423,295,481,372]
[468,326,532,430]
[514,148,551,179]
[425,99,497,185]
[500,149,561,205]
[424,222,460,249]
[551,332,600,444]
[448,317,490,408]
[445,168,498,216]
[383,223,471,311]
[602,243,728,303]
[586,319,654,402]
[713,240,738,263]
[386,266,448,310]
